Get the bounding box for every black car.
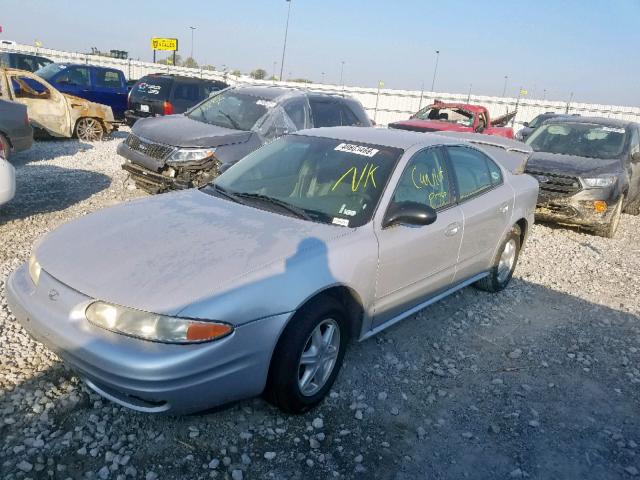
[525,117,640,238]
[516,112,579,141]
[0,52,52,73]
[118,85,372,193]
[0,99,33,159]
[124,74,229,126]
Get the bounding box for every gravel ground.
[1,132,639,480]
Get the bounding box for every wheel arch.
[514,217,527,247]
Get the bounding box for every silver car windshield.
[527,123,627,159]
[211,135,403,227]
[187,90,274,131]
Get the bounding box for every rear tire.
[265,296,349,413]
[0,133,10,160]
[75,117,104,142]
[475,226,521,293]
[593,196,623,238]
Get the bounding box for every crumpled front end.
[119,133,221,194]
[65,94,116,135]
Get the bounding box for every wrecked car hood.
[35,189,346,319]
[389,119,472,132]
[63,93,114,121]
[526,152,622,177]
[132,114,253,148]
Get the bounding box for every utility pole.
[565,92,574,114]
[502,75,508,97]
[279,0,292,83]
[340,61,345,91]
[189,26,196,59]
[430,50,440,91]
[467,83,472,103]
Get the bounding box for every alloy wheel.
[297,318,341,397]
[497,238,517,283]
[76,118,104,141]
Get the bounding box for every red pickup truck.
[389,101,516,139]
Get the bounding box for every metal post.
[565,92,574,114]
[466,83,472,103]
[501,75,508,97]
[418,81,425,111]
[340,61,345,91]
[272,61,277,83]
[279,0,292,82]
[430,50,440,92]
[374,81,382,123]
[512,87,522,127]
[189,26,196,60]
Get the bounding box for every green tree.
[250,68,268,80]
[231,69,242,77]
[157,54,182,66]
[182,57,199,68]
[291,78,312,84]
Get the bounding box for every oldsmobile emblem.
[48,289,59,301]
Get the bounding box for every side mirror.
[523,121,530,127]
[383,201,437,228]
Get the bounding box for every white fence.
[4,43,640,128]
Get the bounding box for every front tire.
[475,226,521,293]
[266,296,349,413]
[75,117,104,141]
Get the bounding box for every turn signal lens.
[186,323,233,341]
[593,201,607,213]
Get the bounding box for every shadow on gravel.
[1,271,638,479]
[0,164,110,222]
[10,139,95,165]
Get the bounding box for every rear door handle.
[498,203,509,214]
[444,222,461,237]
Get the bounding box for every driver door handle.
[444,222,461,237]
[498,203,509,214]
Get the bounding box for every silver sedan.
[7,127,538,414]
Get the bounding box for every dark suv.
[125,74,228,126]
[118,85,372,193]
[525,117,640,238]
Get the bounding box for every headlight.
[28,253,41,286]
[168,148,216,163]
[85,301,233,344]
[582,176,616,188]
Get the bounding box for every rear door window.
[309,100,342,127]
[96,69,123,89]
[56,66,91,88]
[173,83,200,102]
[446,146,501,200]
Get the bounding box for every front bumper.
[6,264,290,414]
[535,194,620,227]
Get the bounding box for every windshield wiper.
[233,193,313,221]
[218,111,242,130]
[202,183,243,204]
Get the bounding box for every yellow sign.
[519,89,528,96]
[151,38,178,51]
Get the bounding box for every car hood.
[132,114,253,148]
[35,189,348,320]
[526,151,621,177]
[389,119,472,133]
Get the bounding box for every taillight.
[163,101,174,115]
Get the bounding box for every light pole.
[321,72,325,84]
[279,0,292,82]
[467,83,472,103]
[430,50,440,91]
[502,75,508,97]
[340,61,345,89]
[272,61,277,82]
[542,89,547,101]
[189,26,196,59]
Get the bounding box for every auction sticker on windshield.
[335,143,380,157]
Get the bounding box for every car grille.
[125,134,175,160]
[525,169,582,198]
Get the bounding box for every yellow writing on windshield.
[429,191,449,209]
[332,163,379,192]
[411,166,444,190]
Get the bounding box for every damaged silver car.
[118,85,372,193]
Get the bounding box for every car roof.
[293,126,463,149]
[142,73,223,83]
[231,85,354,102]
[544,116,636,129]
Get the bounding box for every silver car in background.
[7,127,538,414]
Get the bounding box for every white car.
[0,153,16,206]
